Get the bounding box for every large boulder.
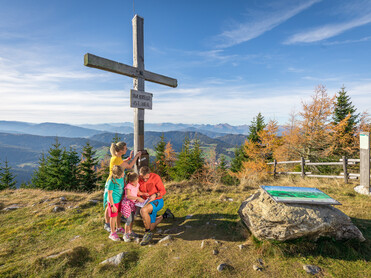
[238,189,365,242]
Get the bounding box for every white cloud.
[285,14,371,44]
[216,0,321,48]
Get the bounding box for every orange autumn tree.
[328,113,358,157]
[297,84,334,161]
[234,120,280,183]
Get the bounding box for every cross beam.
[84,53,177,88]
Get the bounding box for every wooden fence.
[267,156,361,184]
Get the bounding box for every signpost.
[360,132,370,192]
[84,15,177,171]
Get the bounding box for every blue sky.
[1,0,371,125]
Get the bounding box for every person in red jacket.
[138,166,174,246]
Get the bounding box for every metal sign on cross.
[84,15,177,170]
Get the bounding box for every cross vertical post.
[132,15,145,172]
[360,132,370,192]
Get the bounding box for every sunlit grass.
[0,177,370,277]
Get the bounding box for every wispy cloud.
[323,36,371,45]
[215,0,321,48]
[285,14,371,44]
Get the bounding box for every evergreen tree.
[79,142,99,192]
[172,137,191,181]
[112,133,121,143]
[61,147,80,190]
[45,138,65,190]
[154,134,167,178]
[333,86,360,134]
[248,112,266,143]
[189,138,204,174]
[230,145,248,173]
[31,153,48,189]
[0,159,16,190]
[217,154,238,185]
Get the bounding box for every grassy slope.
[0,177,370,278]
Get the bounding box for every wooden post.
[342,156,348,184]
[301,157,305,178]
[273,159,277,178]
[360,132,370,191]
[133,15,146,172]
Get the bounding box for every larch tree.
[298,85,334,160]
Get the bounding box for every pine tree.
[79,142,99,192]
[154,134,167,178]
[61,147,80,190]
[172,137,191,181]
[190,138,204,174]
[31,153,48,189]
[0,159,16,190]
[248,112,266,143]
[230,145,248,173]
[45,138,65,190]
[112,133,121,143]
[333,86,360,134]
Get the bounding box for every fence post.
[342,156,348,184]
[301,157,305,178]
[273,159,277,178]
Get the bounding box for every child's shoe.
[116,227,125,235]
[104,222,111,232]
[123,233,132,242]
[109,232,120,241]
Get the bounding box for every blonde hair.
[110,142,126,157]
[109,165,124,182]
[126,172,138,184]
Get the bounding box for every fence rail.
[268,156,361,183]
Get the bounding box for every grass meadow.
[0,176,370,277]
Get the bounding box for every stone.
[70,236,81,241]
[228,198,234,202]
[185,214,193,219]
[238,189,365,242]
[135,237,141,244]
[253,264,262,271]
[354,185,371,196]
[89,199,100,204]
[46,249,72,259]
[303,264,321,275]
[185,225,192,229]
[214,240,221,245]
[157,228,163,234]
[100,252,128,266]
[3,204,20,211]
[217,263,232,272]
[158,235,172,243]
[238,244,245,250]
[60,197,67,202]
[212,249,219,255]
[257,258,264,266]
[173,257,180,260]
[52,206,65,212]
[201,240,205,249]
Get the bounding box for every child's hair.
[139,166,150,176]
[126,172,138,184]
[110,142,127,156]
[110,165,124,181]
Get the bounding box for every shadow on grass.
[133,213,246,242]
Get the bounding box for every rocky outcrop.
[238,189,365,242]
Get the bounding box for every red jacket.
[139,173,166,200]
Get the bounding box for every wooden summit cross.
[84,15,177,170]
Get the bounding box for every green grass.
[0,178,370,277]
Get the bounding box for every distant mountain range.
[0,121,292,186]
